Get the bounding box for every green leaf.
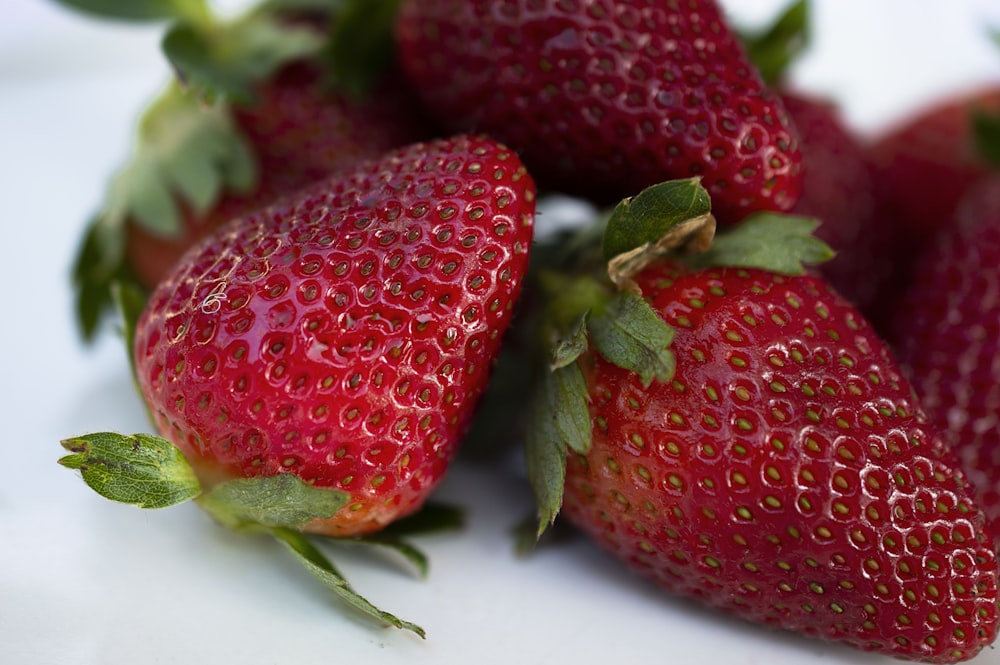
[372,502,464,538]
[587,291,676,388]
[198,474,350,531]
[50,0,207,22]
[525,363,591,536]
[105,81,257,238]
[352,536,430,578]
[163,13,325,103]
[59,432,202,509]
[72,218,127,341]
[271,527,426,637]
[972,108,1000,169]
[742,0,810,85]
[602,178,713,262]
[551,313,589,369]
[689,212,833,274]
[324,0,403,97]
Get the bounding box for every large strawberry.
[892,174,1000,551]
[524,181,999,662]
[61,134,535,634]
[394,0,803,225]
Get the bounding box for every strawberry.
[868,86,1000,244]
[780,91,888,315]
[863,86,1000,338]
[393,0,803,225]
[130,134,534,536]
[125,62,432,291]
[524,181,999,662]
[71,1,433,341]
[892,174,1000,551]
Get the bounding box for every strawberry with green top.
[394,0,803,225]
[524,180,999,662]
[61,133,536,633]
[68,0,432,339]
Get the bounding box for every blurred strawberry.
[892,174,1000,549]
[780,92,887,314]
[124,62,432,290]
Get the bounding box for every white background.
[2,1,1000,664]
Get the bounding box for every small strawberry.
[71,0,432,340]
[394,0,803,225]
[892,174,1000,551]
[61,134,535,634]
[524,181,999,662]
[780,91,888,315]
[125,62,432,291]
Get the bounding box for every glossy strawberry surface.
[126,63,432,289]
[394,0,803,225]
[894,175,1000,552]
[133,135,535,536]
[562,262,999,663]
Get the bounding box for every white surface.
[3,1,1000,664]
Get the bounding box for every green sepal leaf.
[602,178,713,262]
[525,363,591,536]
[271,527,426,637]
[197,474,350,531]
[742,0,810,85]
[551,313,589,369]
[106,81,257,237]
[972,108,1000,169]
[372,502,464,538]
[163,13,325,103]
[59,432,202,509]
[689,213,834,275]
[352,536,430,579]
[50,0,207,22]
[324,0,403,97]
[112,279,148,380]
[72,218,129,341]
[588,291,676,388]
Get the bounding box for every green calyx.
[58,431,461,638]
[524,178,833,539]
[740,0,811,86]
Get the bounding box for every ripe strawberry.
[394,0,803,225]
[868,86,1000,244]
[125,62,432,290]
[892,174,1000,551]
[864,86,1000,338]
[780,92,888,315]
[133,134,536,536]
[524,185,999,662]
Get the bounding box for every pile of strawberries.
[60,0,1000,662]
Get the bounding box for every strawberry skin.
[893,175,1000,551]
[126,62,432,290]
[133,135,535,536]
[394,0,803,225]
[562,262,999,662]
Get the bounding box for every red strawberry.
[524,189,999,662]
[780,92,888,315]
[869,86,1000,244]
[864,86,1000,337]
[892,174,1000,551]
[125,62,432,290]
[132,134,535,536]
[393,0,803,225]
